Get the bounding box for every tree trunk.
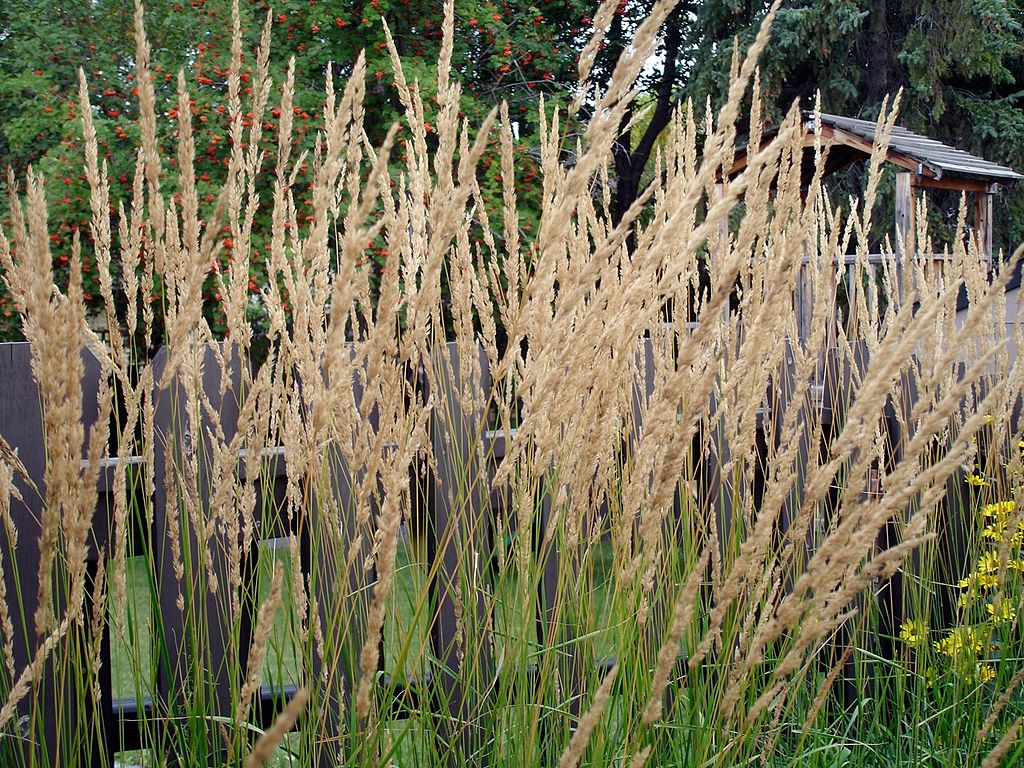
[611,10,683,253]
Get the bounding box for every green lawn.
[109,530,622,766]
[110,531,619,696]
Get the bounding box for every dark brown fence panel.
[0,342,107,766]
[630,336,689,715]
[872,364,920,676]
[5,326,1011,764]
[427,342,495,767]
[821,341,873,708]
[151,343,248,763]
[299,343,375,766]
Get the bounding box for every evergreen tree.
[3,0,1024,340]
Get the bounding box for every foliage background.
[2,0,1024,342]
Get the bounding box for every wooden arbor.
[721,112,1022,341]
[726,112,1022,262]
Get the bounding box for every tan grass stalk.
[238,562,284,727]
[0,462,15,679]
[629,746,653,768]
[558,664,618,768]
[160,88,235,386]
[220,1,273,348]
[0,432,31,513]
[643,547,710,724]
[981,716,1023,768]
[2,174,93,636]
[69,359,112,615]
[140,367,157,532]
[118,152,146,345]
[163,424,185,612]
[243,687,309,768]
[77,69,125,375]
[980,667,1024,742]
[799,633,858,737]
[571,0,623,115]
[288,533,308,650]
[110,375,146,625]
[0,611,74,731]
[355,438,424,720]
[88,545,108,705]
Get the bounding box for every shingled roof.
[725,112,1023,189]
[810,112,1023,183]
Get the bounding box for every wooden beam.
[894,172,914,305]
[821,125,940,178]
[895,172,914,259]
[722,124,944,181]
[975,188,994,263]
[912,176,994,193]
[719,133,778,178]
[721,128,834,178]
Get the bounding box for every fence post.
[632,334,695,719]
[772,341,809,565]
[975,185,994,265]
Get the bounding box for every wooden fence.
[0,336,1005,764]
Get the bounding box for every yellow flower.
[978,573,1000,589]
[924,667,937,689]
[977,552,1004,587]
[983,523,1006,542]
[987,600,1016,624]
[982,500,1016,519]
[978,551,1002,575]
[975,664,997,683]
[966,473,990,487]
[899,619,927,647]
[934,627,982,660]
[959,575,982,606]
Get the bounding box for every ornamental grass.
[1,0,1023,766]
